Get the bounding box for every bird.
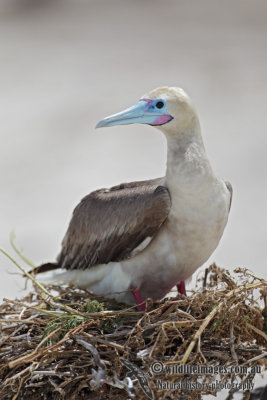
[36,86,232,311]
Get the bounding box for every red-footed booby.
[36,87,232,311]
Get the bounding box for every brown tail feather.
[31,262,59,275]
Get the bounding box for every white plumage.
[38,87,232,309]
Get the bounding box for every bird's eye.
[155,101,164,109]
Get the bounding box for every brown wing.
[57,178,171,270]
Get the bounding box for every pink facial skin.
[151,114,173,126]
[140,98,154,105]
[140,98,173,126]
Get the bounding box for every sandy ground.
[0,0,266,302]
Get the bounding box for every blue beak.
[95,100,172,128]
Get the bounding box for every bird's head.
[96,86,200,137]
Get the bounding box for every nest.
[0,256,266,400]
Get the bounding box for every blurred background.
[0,1,267,396]
[0,0,266,300]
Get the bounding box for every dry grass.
[0,259,266,400]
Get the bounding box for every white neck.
[164,126,215,198]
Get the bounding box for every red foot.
[130,286,146,311]
[161,282,187,314]
[177,281,187,296]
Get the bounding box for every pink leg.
[161,281,187,313]
[130,286,146,311]
[177,281,187,296]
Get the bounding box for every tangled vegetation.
[0,245,266,399]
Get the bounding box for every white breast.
[121,177,231,300]
[167,178,230,276]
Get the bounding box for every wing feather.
[224,180,233,211]
[58,178,171,270]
